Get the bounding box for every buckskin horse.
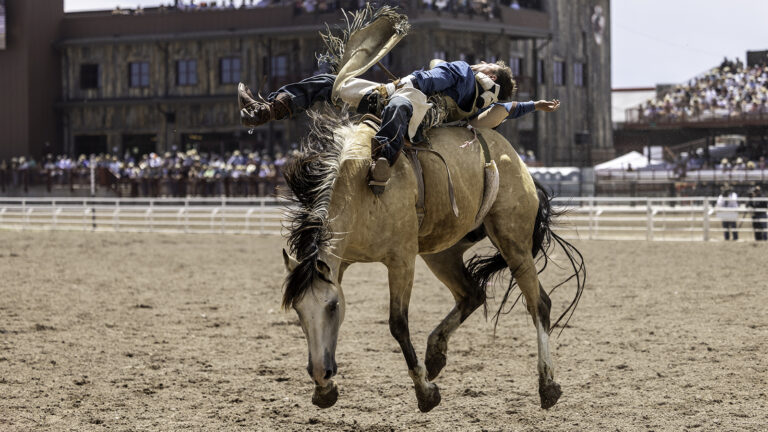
[280,108,585,412]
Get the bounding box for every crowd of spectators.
[420,0,541,14]
[110,1,367,15]
[419,0,499,17]
[637,58,768,122]
[667,139,768,176]
[0,150,291,198]
[109,0,541,17]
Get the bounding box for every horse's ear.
[316,259,332,280]
[282,248,299,272]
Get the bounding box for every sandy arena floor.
[0,231,766,431]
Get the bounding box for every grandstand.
[612,52,768,197]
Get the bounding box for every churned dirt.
[1,231,766,431]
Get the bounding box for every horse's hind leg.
[510,254,561,409]
[485,216,562,408]
[420,239,486,381]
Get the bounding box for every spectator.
[637,60,768,125]
[0,149,290,198]
[716,184,739,241]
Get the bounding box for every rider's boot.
[368,138,391,196]
[238,83,293,128]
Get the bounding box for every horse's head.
[282,249,344,407]
[279,106,369,407]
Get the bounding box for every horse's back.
[416,126,538,253]
[413,127,497,252]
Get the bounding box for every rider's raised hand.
[535,99,561,112]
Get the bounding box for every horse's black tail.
[465,178,586,335]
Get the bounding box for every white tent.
[594,151,663,171]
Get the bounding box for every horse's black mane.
[281,107,352,309]
[281,3,408,308]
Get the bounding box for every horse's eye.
[328,302,338,313]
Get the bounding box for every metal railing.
[596,168,768,183]
[551,196,767,242]
[0,197,285,235]
[0,197,766,242]
[623,107,768,127]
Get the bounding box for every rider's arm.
[469,101,535,128]
[469,100,560,128]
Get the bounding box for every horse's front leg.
[386,257,441,412]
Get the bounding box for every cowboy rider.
[238,59,560,194]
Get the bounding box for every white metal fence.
[0,197,284,235]
[551,196,767,242]
[0,197,766,242]
[596,168,768,183]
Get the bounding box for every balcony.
[623,107,768,130]
[59,1,550,44]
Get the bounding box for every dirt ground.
[0,231,766,431]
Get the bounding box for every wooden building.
[0,0,612,166]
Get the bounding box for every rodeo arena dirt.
[3,1,768,432]
[0,233,766,431]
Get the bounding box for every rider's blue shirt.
[410,62,536,120]
[497,101,536,119]
[410,61,477,112]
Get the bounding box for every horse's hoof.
[312,382,339,409]
[539,379,561,409]
[425,350,446,381]
[415,382,441,413]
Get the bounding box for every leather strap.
[359,113,382,127]
[476,130,492,164]
[405,144,460,223]
[271,94,294,120]
[405,150,426,227]
[357,116,459,228]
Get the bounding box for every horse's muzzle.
[308,349,337,386]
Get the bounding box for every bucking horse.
[277,5,585,413]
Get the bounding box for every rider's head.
[471,61,518,100]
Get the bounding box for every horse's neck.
[321,122,421,263]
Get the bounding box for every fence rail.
[0,197,766,241]
[0,197,285,235]
[551,196,766,242]
[596,168,768,183]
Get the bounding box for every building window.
[553,61,565,86]
[574,62,586,87]
[271,55,288,80]
[509,57,522,77]
[129,62,150,88]
[537,59,545,84]
[80,64,100,89]
[177,59,197,86]
[220,57,241,84]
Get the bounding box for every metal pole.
[646,198,653,241]
[703,198,710,241]
[260,199,265,235]
[588,197,594,240]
